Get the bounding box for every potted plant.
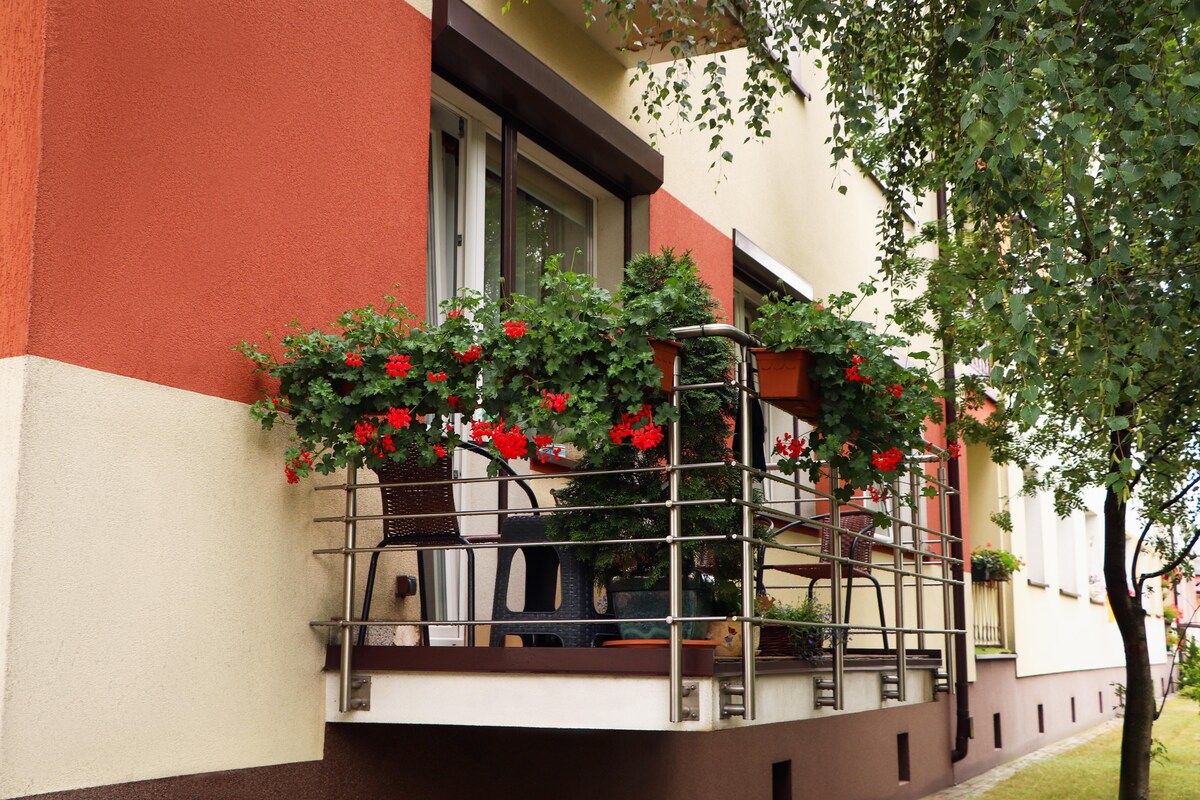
[236,264,671,482]
[549,249,748,639]
[970,545,1024,582]
[235,296,484,480]
[750,288,942,506]
[757,594,832,660]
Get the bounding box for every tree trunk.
[1104,481,1153,800]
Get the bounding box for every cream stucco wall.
[1007,467,1167,679]
[0,357,346,799]
[455,0,938,312]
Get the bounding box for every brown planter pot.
[752,347,821,422]
[650,338,683,393]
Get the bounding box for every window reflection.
[484,137,592,299]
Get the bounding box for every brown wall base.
[19,661,1173,800]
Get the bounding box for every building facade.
[1,1,1171,798]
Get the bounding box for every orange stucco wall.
[1,0,46,359]
[24,0,432,403]
[649,189,733,320]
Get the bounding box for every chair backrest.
[819,511,875,570]
[373,449,459,541]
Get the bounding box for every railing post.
[739,345,756,721]
[938,462,955,690]
[339,458,359,713]
[891,480,906,702]
[830,466,844,710]
[911,469,926,650]
[669,349,684,723]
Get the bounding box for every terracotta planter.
[650,338,683,393]
[752,347,821,422]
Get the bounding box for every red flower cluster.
[386,407,412,429]
[844,355,873,385]
[867,486,890,503]
[447,309,464,319]
[946,441,963,459]
[540,391,570,412]
[470,420,530,460]
[386,354,412,378]
[354,421,377,445]
[609,405,662,451]
[447,395,460,408]
[268,395,290,411]
[504,320,528,338]
[871,447,905,472]
[284,451,314,484]
[427,371,448,383]
[453,345,483,365]
[887,384,903,397]
[344,352,363,367]
[378,434,396,454]
[432,444,447,458]
[773,432,808,460]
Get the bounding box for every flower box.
[752,347,821,422]
[650,338,683,393]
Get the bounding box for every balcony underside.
[324,646,942,731]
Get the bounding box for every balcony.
[309,325,965,731]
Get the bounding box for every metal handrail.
[316,325,963,721]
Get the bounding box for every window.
[428,80,626,308]
[1057,514,1079,596]
[1024,487,1047,585]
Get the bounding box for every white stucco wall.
[0,357,345,798]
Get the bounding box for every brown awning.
[432,0,664,198]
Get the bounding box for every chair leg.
[358,547,384,647]
[844,570,855,651]
[807,578,818,599]
[869,574,889,650]
[465,547,476,647]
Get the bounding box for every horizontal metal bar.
[313,496,735,525]
[311,616,967,636]
[670,323,759,347]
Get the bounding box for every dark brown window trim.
[432,0,664,199]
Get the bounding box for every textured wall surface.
[0,0,45,358]
[27,0,432,404]
[0,357,346,798]
[648,189,734,319]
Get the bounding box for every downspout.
[937,186,971,763]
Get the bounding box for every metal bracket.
[349,675,371,711]
[933,670,951,698]
[719,680,746,719]
[814,677,837,709]
[880,673,901,701]
[680,681,699,721]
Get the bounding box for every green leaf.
[967,118,996,146]
[1129,64,1153,82]
[1162,171,1181,189]
[1106,416,1130,431]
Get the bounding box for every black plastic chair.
[488,515,618,647]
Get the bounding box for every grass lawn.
[978,698,1200,799]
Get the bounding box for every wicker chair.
[357,442,537,647]
[759,511,889,650]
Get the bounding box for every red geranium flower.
[344,352,363,367]
[503,320,527,339]
[386,354,412,378]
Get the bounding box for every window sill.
[1027,579,1049,589]
[1059,589,1081,599]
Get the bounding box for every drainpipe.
[937,186,971,764]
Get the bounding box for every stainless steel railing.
[310,324,965,720]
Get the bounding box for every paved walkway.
[922,717,1122,798]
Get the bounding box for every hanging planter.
[752,347,821,422]
[650,338,684,393]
